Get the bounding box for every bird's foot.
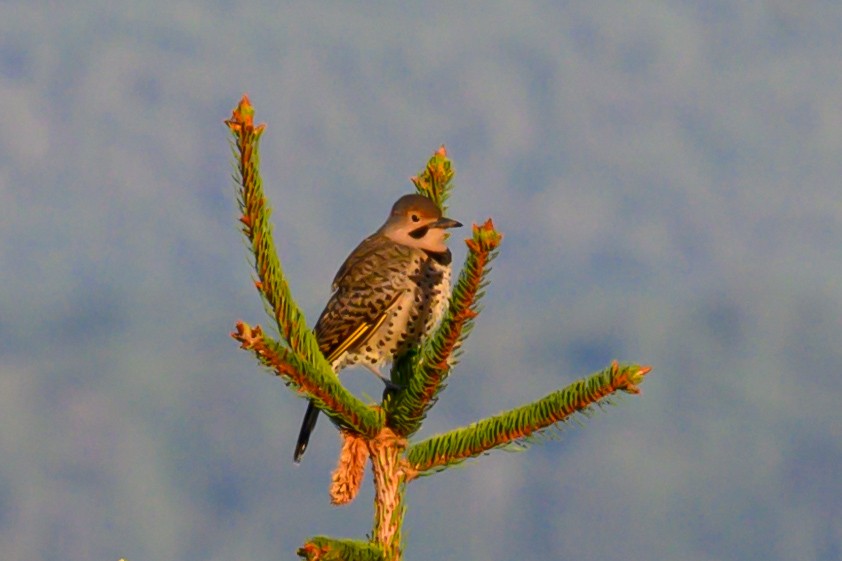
[382,379,402,392]
[364,364,403,391]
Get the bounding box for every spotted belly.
[337,256,451,373]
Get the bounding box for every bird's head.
[379,194,462,253]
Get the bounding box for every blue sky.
[2,2,841,560]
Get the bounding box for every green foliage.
[232,322,384,437]
[405,362,651,475]
[298,538,384,561]
[410,145,454,214]
[227,96,327,371]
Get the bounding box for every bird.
[294,193,462,463]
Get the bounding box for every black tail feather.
[294,400,320,463]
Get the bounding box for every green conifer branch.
[387,220,502,436]
[404,362,652,476]
[227,96,382,438]
[298,537,384,561]
[410,144,453,214]
[232,322,383,438]
[225,96,326,370]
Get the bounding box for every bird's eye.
[410,214,421,222]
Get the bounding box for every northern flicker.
[294,194,462,463]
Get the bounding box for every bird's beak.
[430,217,462,229]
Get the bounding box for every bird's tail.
[294,400,320,463]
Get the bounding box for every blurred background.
[2,2,841,560]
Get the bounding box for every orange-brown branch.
[369,427,408,560]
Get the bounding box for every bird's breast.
[341,252,451,369]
